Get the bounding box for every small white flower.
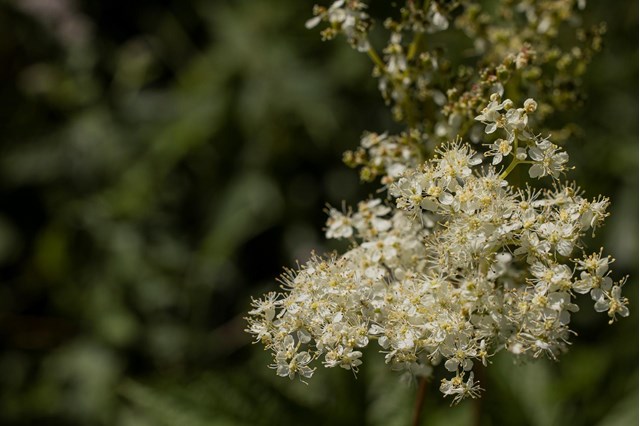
[325,208,354,239]
[528,139,569,179]
[523,98,538,113]
[485,138,513,165]
[440,372,482,405]
[475,98,508,134]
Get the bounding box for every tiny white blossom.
[528,138,569,179]
[325,208,354,239]
[439,372,483,405]
[485,138,513,165]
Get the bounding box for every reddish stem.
[412,377,428,426]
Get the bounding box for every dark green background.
[0,0,636,424]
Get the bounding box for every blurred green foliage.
[0,0,636,425]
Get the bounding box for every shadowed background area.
[0,0,637,425]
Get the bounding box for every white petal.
[305,16,322,29]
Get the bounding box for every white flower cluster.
[248,202,429,380]
[476,95,569,179]
[248,0,626,405]
[343,130,426,183]
[305,0,371,52]
[375,31,449,123]
[246,97,628,403]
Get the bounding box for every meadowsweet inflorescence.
[246,0,627,403]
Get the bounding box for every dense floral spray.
[246,0,627,403]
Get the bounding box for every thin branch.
[367,46,386,71]
[412,376,429,426]
[473,365,486,426]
